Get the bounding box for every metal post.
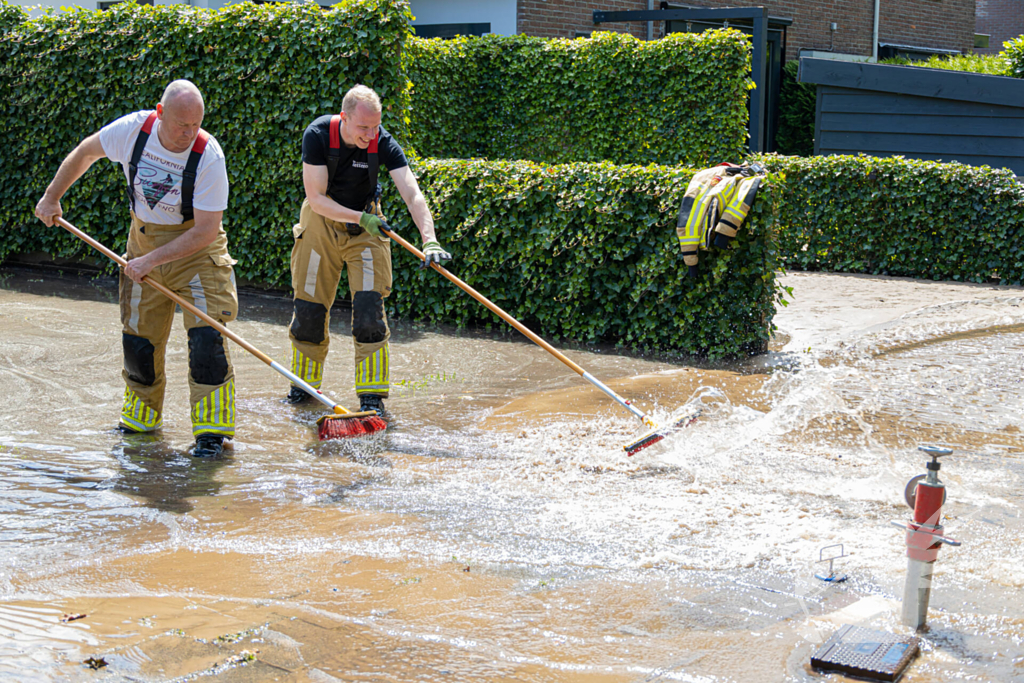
[891,446,961,631]
[749,9,767,152]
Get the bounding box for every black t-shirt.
[301,115,409,211]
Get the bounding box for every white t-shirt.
[99,110,229,225]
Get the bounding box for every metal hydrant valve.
[890,445,961,630]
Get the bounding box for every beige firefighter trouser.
[118,212,239,436]
[289,198,392,397]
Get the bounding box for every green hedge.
[1006,36,1024,78]
[379,158,783,357]
[404,31,752,167]
[775,60,815,157]
[880,53,1014,76]
[759,153,1024,284]
[0,0,23,34]
[0,0,412,286]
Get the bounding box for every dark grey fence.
[799,57,1024,176]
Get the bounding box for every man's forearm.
[407,192,436,243]
[141,222,220,269]
[308,193,363,225]
[44,138,104,201]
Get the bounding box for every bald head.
[156,80,205,153]
[161,79,204,114]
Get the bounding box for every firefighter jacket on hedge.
[288,115,409,398]
[676,162,764,277]
[100,110,238,437]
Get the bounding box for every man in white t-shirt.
[34,80,238,458]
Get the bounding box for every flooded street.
[1,266,1022,682]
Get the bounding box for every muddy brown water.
[0,267,1022,682]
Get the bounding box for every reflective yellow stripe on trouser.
[121,388,162,432]
[291,347,324,389]
[190,379,236,437]
[355,343,390,395]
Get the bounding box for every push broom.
[380,224,700,456]
[57,217,385,441]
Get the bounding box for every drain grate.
[810,625,919,682]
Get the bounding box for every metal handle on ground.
[889,520,962,546]
[380,223,651,426]
[55,216,360,417]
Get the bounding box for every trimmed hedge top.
[380,158,783,357]
[760,153,1024,285]
[0,0,413,285]
[405,30,753,168]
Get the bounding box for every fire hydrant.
[891,445,961,630]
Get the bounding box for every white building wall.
[11,0,518,31]
[11,0,294,18]
[13,0,201,19]
[409,0,516,36]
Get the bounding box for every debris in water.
[61,613,86,623]
[83,656,107,670]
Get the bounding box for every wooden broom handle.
[381,224,586,377]
[56,217,274,367]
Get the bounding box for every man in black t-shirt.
[285,85,450,417]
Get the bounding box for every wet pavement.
[0,266,1022,682]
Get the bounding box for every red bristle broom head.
[623,406,702,456]
[316,412,388,441]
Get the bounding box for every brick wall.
[517,0,658,39]
[975,0,1024,54]
[880,0,976,55]
[517,0,977,60]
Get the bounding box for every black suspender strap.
[127,111,210,222]
[327,114,342,188]
[326,113,379,206]
[127,111,158,214]
[180,130,210,222]
[367,127,379,202]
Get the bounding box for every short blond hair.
[342,84,382,117]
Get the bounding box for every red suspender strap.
[191,130,210,155]
[329,114,341,150]
[140,111,157,134]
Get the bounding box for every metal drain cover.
[810,624,919,682]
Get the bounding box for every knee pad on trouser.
[290,299,328,345]
[123,333,156,386]
[188,327,229,386]
[355,343,390,396]
[187,326,235,438]
[121,334,162,432]
[352,291,387,344]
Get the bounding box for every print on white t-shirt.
[137,151,184,210]
[99,110,229,225]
